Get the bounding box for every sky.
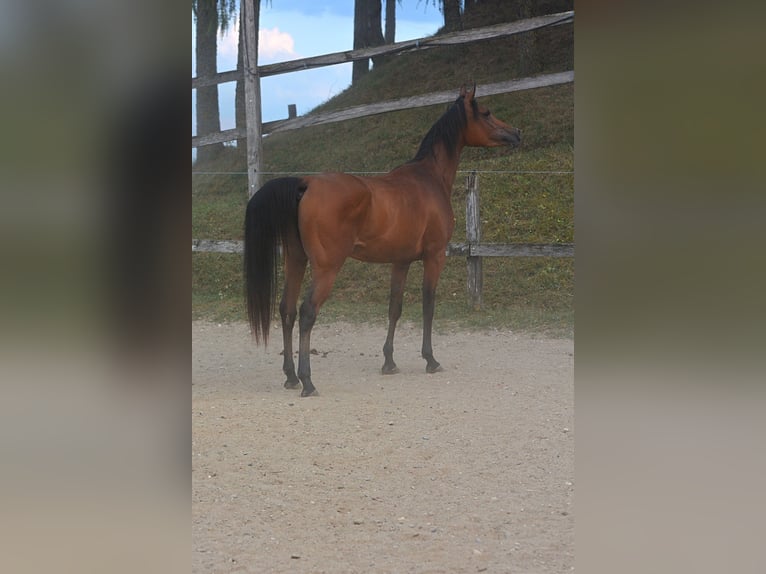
[192,0,443,141]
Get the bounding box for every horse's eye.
[481,110,491,118]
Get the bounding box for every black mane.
[410,95,469,162]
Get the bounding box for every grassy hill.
[192,15,573,336]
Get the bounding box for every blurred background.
[0,1,188,573]
[1,1,765,573]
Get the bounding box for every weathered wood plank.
[471,243,574,257]
[465,172,483,309]
[446,243,470,257]
[192,239,243,253]
[242,0,263,196]
[192,239,574,257]
[265,72,574,135]
[194,71,573,146]
[190,12,574,88]
[258,12,574,78]
[192,127,245,148]
[192,69,241,90]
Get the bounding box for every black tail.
[244,177,306,344]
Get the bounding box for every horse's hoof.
[426,362,443,374]
[381,364,400,375]
[284,379,301,389]
[300,388,320,398]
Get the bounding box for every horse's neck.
[422,141,463,196]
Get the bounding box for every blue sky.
[192,1,443,138]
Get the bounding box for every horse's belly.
[351,238,422,264]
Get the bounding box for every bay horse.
[244,85,521,396]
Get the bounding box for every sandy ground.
[193,320,573,573]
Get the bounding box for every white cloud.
[217,22,297,61]
[259,27,296,60]
[217,18,239,58]
[215,22,297,71]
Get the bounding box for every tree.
[432,0,553,75]
[194,0,222,163]
[385,0,397,44]
[377,0,401,68]
[235,2,249,158]
[352,0,388,83]
[442,0,462,32]
[515,0,540,76]
[193,0,237,163]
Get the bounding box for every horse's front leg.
[421,252,446,374]
[382,262,411,375]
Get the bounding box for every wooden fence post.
[465,171,483,310]
[242,0,263,198]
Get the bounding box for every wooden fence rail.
[191,239,575,258]
[191,71,573,147]
[191,10,574,149]
[191,11,573,90]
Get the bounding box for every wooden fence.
[192,11,573,91]
[192,4,573,194]
[192,4,574,307]
[191,71,573,147]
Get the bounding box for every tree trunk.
[442,0,462,32]
[384,0,396,44]
[195,0,223,163]
[368,0,386,69]
[352,0,369,82]
[353,0,387,81]
[235,3,246,160]
[515,0,540,76]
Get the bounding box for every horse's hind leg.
[280,245,307,389]
[382,262,411,374]
[297,267,338,397]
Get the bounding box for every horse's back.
[298,170,453,265]
[299,172,372,224]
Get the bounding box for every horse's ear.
[471,82,477,99]
[459,84,467,98]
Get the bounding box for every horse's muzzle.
[502,128,522,147]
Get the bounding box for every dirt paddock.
[193,320,573,573]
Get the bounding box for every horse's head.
[460,84,521,148]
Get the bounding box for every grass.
[192,18,573,336]
[192,252,573,337]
